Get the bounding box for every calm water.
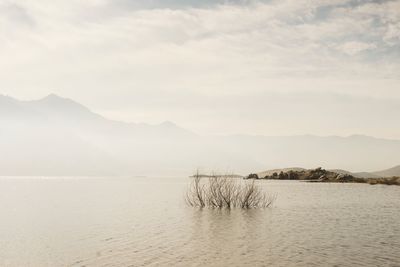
[0,177,399,267]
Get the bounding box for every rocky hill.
[248,167,400,185]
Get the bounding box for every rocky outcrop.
[246,173,259,179]
[261,167,350,181]
[247,167,400,185]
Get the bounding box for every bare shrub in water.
[185,174,206,208]
[238,180,274,209]
[185,172,274,209]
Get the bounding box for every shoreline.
[246,167,400,186]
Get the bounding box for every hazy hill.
[372,165,400,177]
[1,94,400,176]
[352,172,381,178]
[0,94,195,176]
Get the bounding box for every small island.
[246,167,400,186]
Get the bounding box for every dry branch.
[186,172,275,209]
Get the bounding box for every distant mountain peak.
[41,93,66,101]
[34,94,86,109]
[45,93,61,98]
[22,94,104,122]
[40,93,76,104]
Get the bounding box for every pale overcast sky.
[1,0,399,137]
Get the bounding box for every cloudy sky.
[1,0,399,138]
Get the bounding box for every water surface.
[0,177,399,266]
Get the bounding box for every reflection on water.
[0,177,399,266]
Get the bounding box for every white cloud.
[336,41,377,56]
[0,0,399,137]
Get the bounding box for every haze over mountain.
[1,94,400,176]
[372,165,400,178]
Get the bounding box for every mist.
[1,94,399,176]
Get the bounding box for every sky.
[1,0,400,138]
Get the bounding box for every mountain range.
[1,94,400,177]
